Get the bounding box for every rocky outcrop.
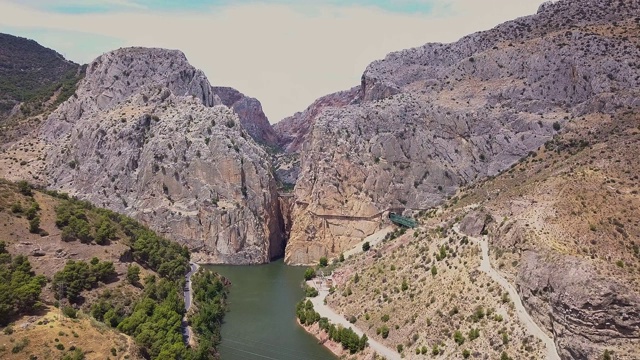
[41,47,285,264]
[518,252,640,359]
[274,86,360,153]
[284,0,640,264]
[213,86,280,148]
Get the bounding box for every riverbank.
[304,280,401,360]
[296,320,374,359]
[206,261,336,360]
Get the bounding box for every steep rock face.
[41,48,285,264]
[213,86,280,148]
[518,252,640,359]
[284,0,640,264]
[274,86,360,153]
[456,108,640,358]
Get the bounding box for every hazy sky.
[0,0,547,122]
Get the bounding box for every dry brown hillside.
[325,109,640,359]
[0,180,155,359]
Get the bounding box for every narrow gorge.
[0,0,639,358]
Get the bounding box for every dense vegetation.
[0,33,83,119]
[0,241,47,325]
[50,192,190,280]
[0,182,228,359]
[52,257,116,303]
[189,269,229,359]
[295,299,368,354]
[116,276,190,359]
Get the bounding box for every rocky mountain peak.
[81,47,218,111]
[36,46,286,264]
[213,86,280,148]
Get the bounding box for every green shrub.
[303,267,315,281]
[319,257,328,267]
[126,265,140,284]
[62,306,77,319]
[0,246,47,325]
[17,181,32,196]
[454,330,465,345]
[10,202,22,213]
[28,216,40,233]
[362,242,370,252]
[11,338,29,353]
[380,325,389,338]
[304,284,318,298]
[53,259,116,303]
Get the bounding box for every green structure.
[389,213,417,228]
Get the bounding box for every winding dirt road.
[453,225,560,360]
[308,284,400,360]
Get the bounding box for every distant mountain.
[0,33,83,122]
[213,86,280,148]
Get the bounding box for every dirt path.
[308,283,400,360]
[453,225,560,360]
[343,226,394,259]
[305,226,400,359]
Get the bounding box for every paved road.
[183,262,199,346]
[453,225,560,360]
[184,262,199,310]
[308,282,400,360]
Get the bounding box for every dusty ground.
[0,181,153,304]
[323,111,640,359]
[326,227,546,359]
[0,307,141,360]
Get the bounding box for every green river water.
[205,260,337,360]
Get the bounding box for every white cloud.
[0,0,546,122]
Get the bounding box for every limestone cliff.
[41,47,285,264]
[213,86,280,148]
[283,0,640,265]
[274,86,360,153]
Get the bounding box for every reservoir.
[205,260,336,360]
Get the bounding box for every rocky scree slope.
[40,48,285,264]
[282,0,640,264]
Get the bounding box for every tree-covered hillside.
[0,33,84,121]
